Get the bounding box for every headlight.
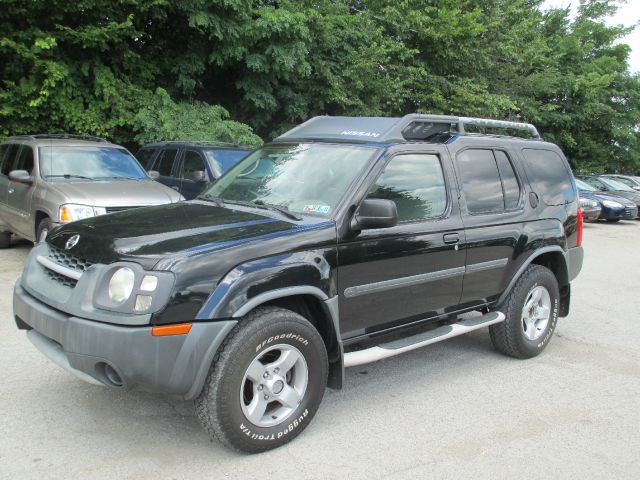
[94,263,173,314]
[108,267,135,304]
[59,204,108,223]
[602,200,623,208]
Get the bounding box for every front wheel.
[195,306,328,453]
[490,264,559,359]
[36,218,52,243]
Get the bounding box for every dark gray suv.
[0,134,182,247]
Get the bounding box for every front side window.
[204,149,249,177]
[152,149,178,176]
[15,145,34,174]
[202,143,378,217]
[366,153,447,222]
[179,150,209,182]
[39,146,147,180]
[1,144,18,176]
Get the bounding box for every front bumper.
[14,281,236,399]
[600,205,638,220]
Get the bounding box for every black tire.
[489,264,559,359]
[0,231,10,249]
[36,217,52,243]
[195,306,328,453]
[606,219,620,223]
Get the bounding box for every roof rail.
[7,133,109,143]
[274,114,541,143]
[151,140,247,148]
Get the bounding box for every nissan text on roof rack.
[13,115,583,452]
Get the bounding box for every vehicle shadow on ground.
[29,328,504,457]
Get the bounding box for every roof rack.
[151,140,247,148]
[274,114,541,144]
[8,133,109,143]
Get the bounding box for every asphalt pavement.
[1,220,639,479]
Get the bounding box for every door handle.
[8,187,14,194]
[443,233,460,244]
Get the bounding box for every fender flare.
[497,246,568,306]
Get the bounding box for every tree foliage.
[0,0,638,171]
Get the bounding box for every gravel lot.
[1,221,639,479]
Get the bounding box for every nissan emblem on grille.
[65,234,80,250]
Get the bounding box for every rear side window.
[494,150,521,209]
[152,148,178,176]
[521,148,575,206]
[1,144,18,176]
[366,153,447,222]
[136,148,156,168]
[14,145,34,174]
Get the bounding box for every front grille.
[45,269,78,288]
[47,245,94,272]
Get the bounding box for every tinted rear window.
[458,149,505,214]
[521,148,575,206]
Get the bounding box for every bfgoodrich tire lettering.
[489,264,559,359]
[195,306,328,453]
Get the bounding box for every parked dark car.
[602,174,640,192]
[137,141,251,200]
[579,196,601,221]
[575,179,638,221]
[577,175,640,214]
[15,114,583,453]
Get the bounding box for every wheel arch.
[231,288,344,390]
[34,210,51,239]
[498,246,570,317]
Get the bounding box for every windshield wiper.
[223,199,302,221]
[46,174,94,180]
[252,200,303,221]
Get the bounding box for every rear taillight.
[577,208,583,247]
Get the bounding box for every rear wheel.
[490,264,559,359]
[0,231,10,249]
[36,218,52,243]
[195,306,328,453]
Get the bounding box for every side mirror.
[191,170,207,182]
[351,198,398,230]
[9,170,33,185]
[147,170,160,180]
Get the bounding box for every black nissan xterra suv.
[13,115,584,453]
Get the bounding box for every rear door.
[337,146,466,339]
[453,147,525,306]
[6,144,36,237]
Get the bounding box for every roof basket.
[274,114,541,144]
[8,133,109,143]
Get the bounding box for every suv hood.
[46,201,334,268]
[49,179,180,206]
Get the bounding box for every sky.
[542,0,640,73]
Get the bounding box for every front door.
[6,145,35,238]
[337,148,466,340]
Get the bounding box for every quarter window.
[366,153,447,222]
[153,148,178,176]
[521,148,575,206]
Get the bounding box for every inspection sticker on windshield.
[304,204,330,214]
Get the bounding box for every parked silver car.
[0,134,182,247]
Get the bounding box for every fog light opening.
[98,363,124,387]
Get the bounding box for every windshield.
[204,149,250,176]
[599,177,634,191]
[39,146,147,180]
[575,179,596,192]
[201,143,379,217]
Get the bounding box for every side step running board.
[343,311,506,368]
